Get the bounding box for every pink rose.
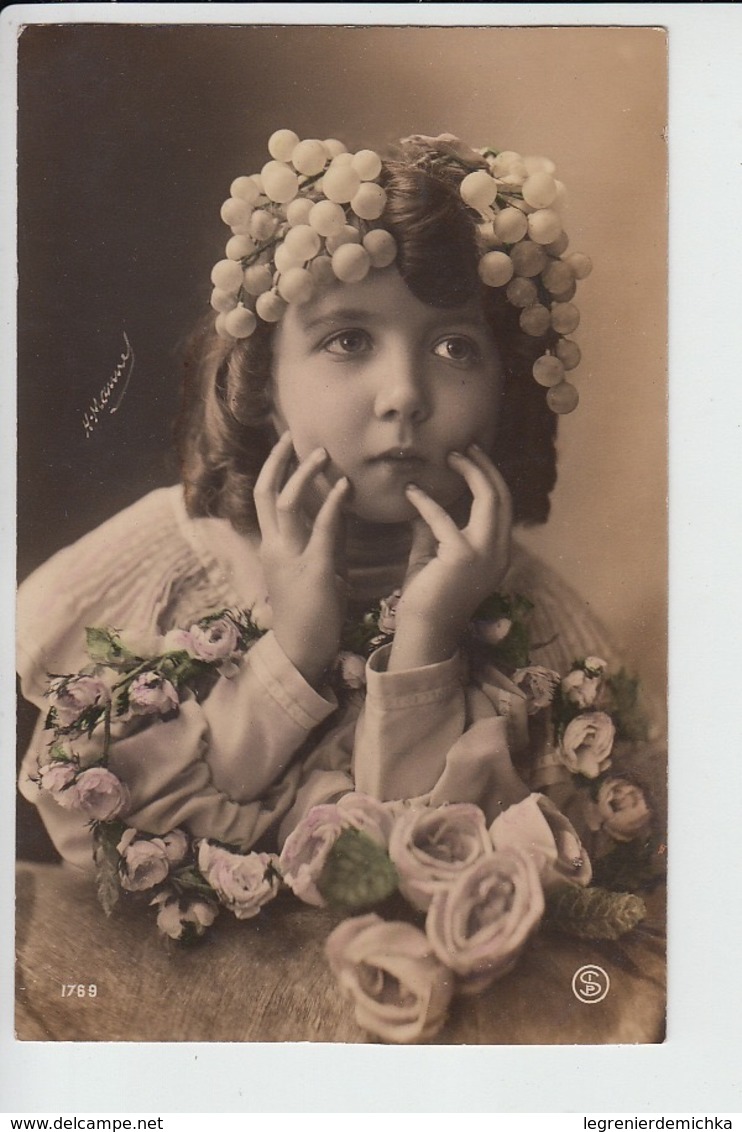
[378,590,401,634]
[388,803,493,912]
[491,794,592,890]
[198,842,280,919]
[117,830,170,891]
[512,666,561,715]
[124,671,179,718]
[337,651,366,689]
[151,891,218,941]
[38,761,78,802]
[65,766,130,820]
[161,628,195,653]
[188,616,241,662]
[325,914,454,1043]
[426,850,545,995]
[591,776,653,842]
[559,711,615,778]
[336,792,394,846]
[159,828,189,865]
[48,674,109,728]
[279,795,390,906]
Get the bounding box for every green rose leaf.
[92,822,126,917]
[85,627,134,666]
[316,828,398,911]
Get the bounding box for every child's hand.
[254,432,349,688]
[388,444,512,671]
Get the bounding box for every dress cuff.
[365,645,464,708]
[247,631,338,730]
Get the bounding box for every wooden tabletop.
[16,862,665,1044]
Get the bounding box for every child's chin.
[343,492,420,525]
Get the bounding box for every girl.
[17,131,612,871]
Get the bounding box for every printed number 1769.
[61,984,97,997]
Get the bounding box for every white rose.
[188,616,241,662]
[559,712,615,778]
[560,669,601,709]
[325,914,453,1043]
[387,803,493,912]
[337,651,366,689]
[117,834,171,892]
[490,794,592,890]
[151,891,218,941]
[472,617,512,646]
[591,776,653,842]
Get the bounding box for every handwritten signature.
[83,331,135,438]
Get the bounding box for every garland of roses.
[30,593,665,1044]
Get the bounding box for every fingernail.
[448,450,464,461]
[405,483,420,493]
[468,442,483,454]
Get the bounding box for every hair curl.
[176,141,558,533]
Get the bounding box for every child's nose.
[373,349,431,425]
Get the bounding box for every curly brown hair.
[176,141,558,533]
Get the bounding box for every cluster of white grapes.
[210,130,397,341]
[462,148,592,414]
[209,131,591,414]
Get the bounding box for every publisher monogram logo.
[572,964,610,1003]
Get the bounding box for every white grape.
[351,149,382,180]
[329,152,354,167]
[555,339,582,370]
[551,302,580,334]
[541,259,575,294]
[524,155,556,177]
[550,279,577,302]
[220,197,253,229]
[350,182,387,220]
[363,229,397,268]
[309,255,336,285]
[224,304,257,339]
[522,172,558,209]
[460,170,497,210]
[546,381,579,414]
[565,252,593,279]
[493,207,528,244]
[210,287,239,313]
[528,209,563,245]
[506,277,538,308]
[211,259,244,291]
[230,176,261,204]
[490,151,524,179]
[243,264,273,296]
[277,266,315,304]
[214,311,235,341]
[325,225,361,255]
[283,224,322,261]
[545,232,569,256]
[261,160,299,204]
[323,163,362,204]
[308,199,347,237]
[250,174,264,194]
[510,241,548,277]
[477,222,503,250]
[532,354,566,387]
[291,138,328,176]
[225,233,256,260]
[273,242,302,274]
[323,138,347,158]
[478,251,514,287]
[332,244,371,283]
[268,129,300,162]
[249,210,279,241]
[286,197,314,227]
[255,289,287,322]
[520,305,551,336]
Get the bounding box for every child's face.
[271,266,502,523]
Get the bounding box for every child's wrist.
[387,611,465,672]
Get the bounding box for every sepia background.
[17,24,667,852]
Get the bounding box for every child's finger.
[447,449,500,540]
[253,431,295,537]
[404,484,460,545]
[404,517,438,584]
[275,446,329,542]
[467,444,513,552]
[309,476,350,558]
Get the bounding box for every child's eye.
[432,336,482,365]
[322,330,372,356]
